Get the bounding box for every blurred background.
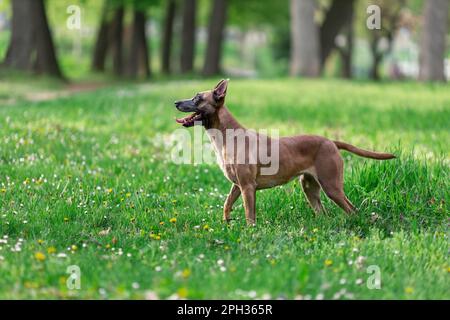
[0,0,448,83]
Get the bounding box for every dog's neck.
[205,105,243,133]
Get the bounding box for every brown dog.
[175,79,395,225]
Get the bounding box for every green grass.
[0,79,448,299]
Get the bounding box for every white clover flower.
[132,282,140,289]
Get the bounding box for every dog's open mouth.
[175,112,203,127]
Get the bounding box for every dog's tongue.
[175,113,195,124]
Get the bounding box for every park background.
[0,0,448,299]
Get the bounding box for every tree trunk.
[127,9,150,78]
[320,0,355,69]
[3,0,63,78]
[337,4,354,78]
[369,34,382,81]
[109,6,124,76]
[33,0,63,76]
[290,0,320,77]
[202,0,228,76]
[419,0,449,82]
[180,0,197,73]
[161,0,176,74]
[3,0,35,71]
[92,0,111,72]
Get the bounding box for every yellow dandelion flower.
[24,281,38,289]
[447,267,450,273]
[203,224,209,230]
[126,192,131,198]
[0,188,6,193]
[64,217,69,222]
[37,239,44,245]
[169,217,177,223]
[324,259,333,267]
[159,221,165,225]
[181,268,191,279]
[177,287,188,298]
[154,235,161,240]
[59,276,67,286]
[405,287,414,294]
[71,245,78,251]
[47,246,56,254]
[105,244,111,249]
[107,188,113,194]
[34,251,46,262]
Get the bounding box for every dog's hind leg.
[223,184,241,222]
[319,177,354,214]
[315,141,355,214]
[300,174,324,214]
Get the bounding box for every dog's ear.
[213,79,229,101]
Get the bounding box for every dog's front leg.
[223,184,241,222]
[240,184,256,225]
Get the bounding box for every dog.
[174,79,395,225]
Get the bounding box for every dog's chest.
[207,133,238,183]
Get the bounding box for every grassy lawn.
[0,79,448,299]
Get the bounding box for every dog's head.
[174,79,229,127]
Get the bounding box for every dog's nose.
[174,101,182,107]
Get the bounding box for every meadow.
[0,78,448,299]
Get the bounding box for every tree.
[91,0,153,78]
[335,4,355,78]
[110,5,125,76]
[362,0,405,80]
[203,0,228,76]
[180,0,197,73]
[161,0,177,74]
[290,0,320,77]
[2,0,63,78]
[92,0,112,72]
[320,0,355,73]
[126,9,151,78]
[419,0,449,81]
[91,2,124,76]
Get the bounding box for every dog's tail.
[333,141,396,160]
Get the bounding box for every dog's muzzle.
[174,99,197,112]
